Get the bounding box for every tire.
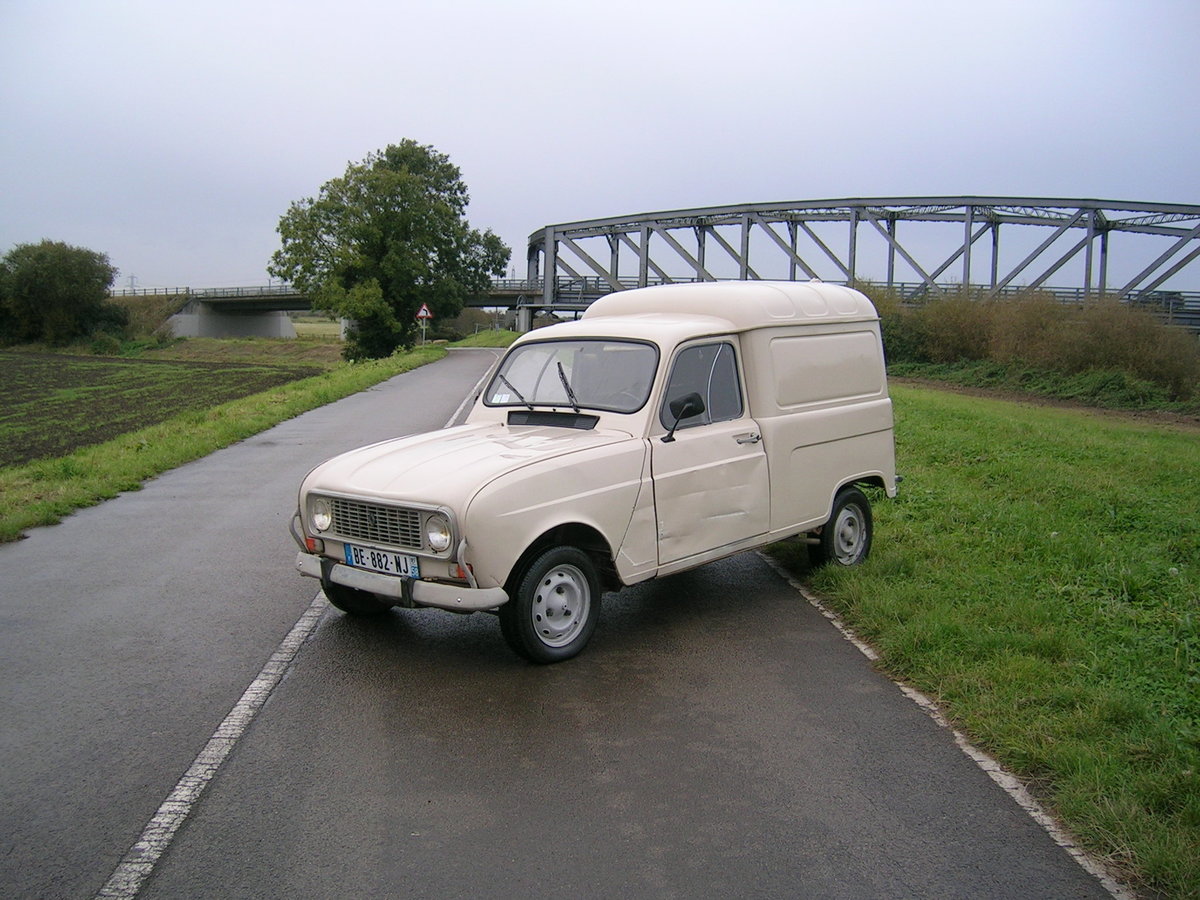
[321,577,393,617]
[499,546,601,663]
[808,486,873,568]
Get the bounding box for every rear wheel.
[321,577,392,617]
[808,486,873,568]
[499,546,600,663]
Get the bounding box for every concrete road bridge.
[115,197,1200,336]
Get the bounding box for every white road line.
[94,592,329,900]
[95,357,499,898]
[757,552,1135,900]
[444,348,502,428]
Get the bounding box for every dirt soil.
[0,351,323,468]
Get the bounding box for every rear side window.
[659,342,744,431]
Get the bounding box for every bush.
[89,300,130,338]
[912,294,993,363]
[89,332,123,356]
[989,293,1066,366]
[0,295,16,346]
[859,283,929,365]
[859,284,1200,403]
[1065,301,1199,400]
[0,240,121,344]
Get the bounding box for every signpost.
[416,303,433,344]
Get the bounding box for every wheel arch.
[816,474,886,526]
[849,473,888,494]
[503,522,620,597]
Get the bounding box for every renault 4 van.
[293,280,897,662]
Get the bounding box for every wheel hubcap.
[532,564,590,648]
[833,504,865,565]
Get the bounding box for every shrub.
[991,296,1199,401]
[989,293,1067,367]
[89,332,123,356]
[913,294,994,363]
[857,283,928,365]
[879,309,929,364]
[0,240,120,344]
[859,283,1200,403]
[1065,301,1199,400]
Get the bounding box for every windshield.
[485,339,658,414]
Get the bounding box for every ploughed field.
[0,351,321,468]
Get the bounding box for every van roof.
[517,312,739,348]
[580,280,878,331]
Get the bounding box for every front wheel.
[499,546,601,663]
[321,577,393,617]
[809,486,873,568]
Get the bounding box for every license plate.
[343,543,420,578]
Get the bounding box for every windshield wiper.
[557,362,581,413]
[496,372,533,410]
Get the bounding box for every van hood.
[302,423,635,508]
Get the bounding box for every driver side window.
[659,342,744,431]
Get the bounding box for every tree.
[0,240,122,345]
[268,140,510,359]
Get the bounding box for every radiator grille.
[329,498,422,549]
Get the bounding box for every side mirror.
[662,392,705,443]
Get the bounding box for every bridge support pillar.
[169,305,297,339]
[515,306,533,333]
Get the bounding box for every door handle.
[735,432,761,444]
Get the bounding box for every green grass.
[889,359,1200,415]
[450,328,521,348]
[770,385,1200,897]
[293,319,343,339]
[5,329,1196,893]
[0,345,445,541]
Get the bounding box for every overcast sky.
[2,0,1197,290]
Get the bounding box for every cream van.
[293,280,897,662]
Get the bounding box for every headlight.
[311,498,332,533]
[425,512,452,552]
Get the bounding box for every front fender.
[462,439,648,589]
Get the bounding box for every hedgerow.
[860,285,1200,404]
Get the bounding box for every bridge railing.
[109,278,1200,331]
[109,286,196,297]
[191,285,301,299]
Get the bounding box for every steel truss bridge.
[114,197,1200,336]
[524,196,1200,325]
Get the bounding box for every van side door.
[650,339,770,565]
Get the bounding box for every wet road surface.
[0,350,1114,899]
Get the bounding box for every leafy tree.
[0,240,122,345]
[268,140,510,359]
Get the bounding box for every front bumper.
[295,552,508,612]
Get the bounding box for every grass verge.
[0,346,445,542]
[889,359,1200,416]
[769,385,1199,898]
[448,329,522,348]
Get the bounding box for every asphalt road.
[0,349,1115,899]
